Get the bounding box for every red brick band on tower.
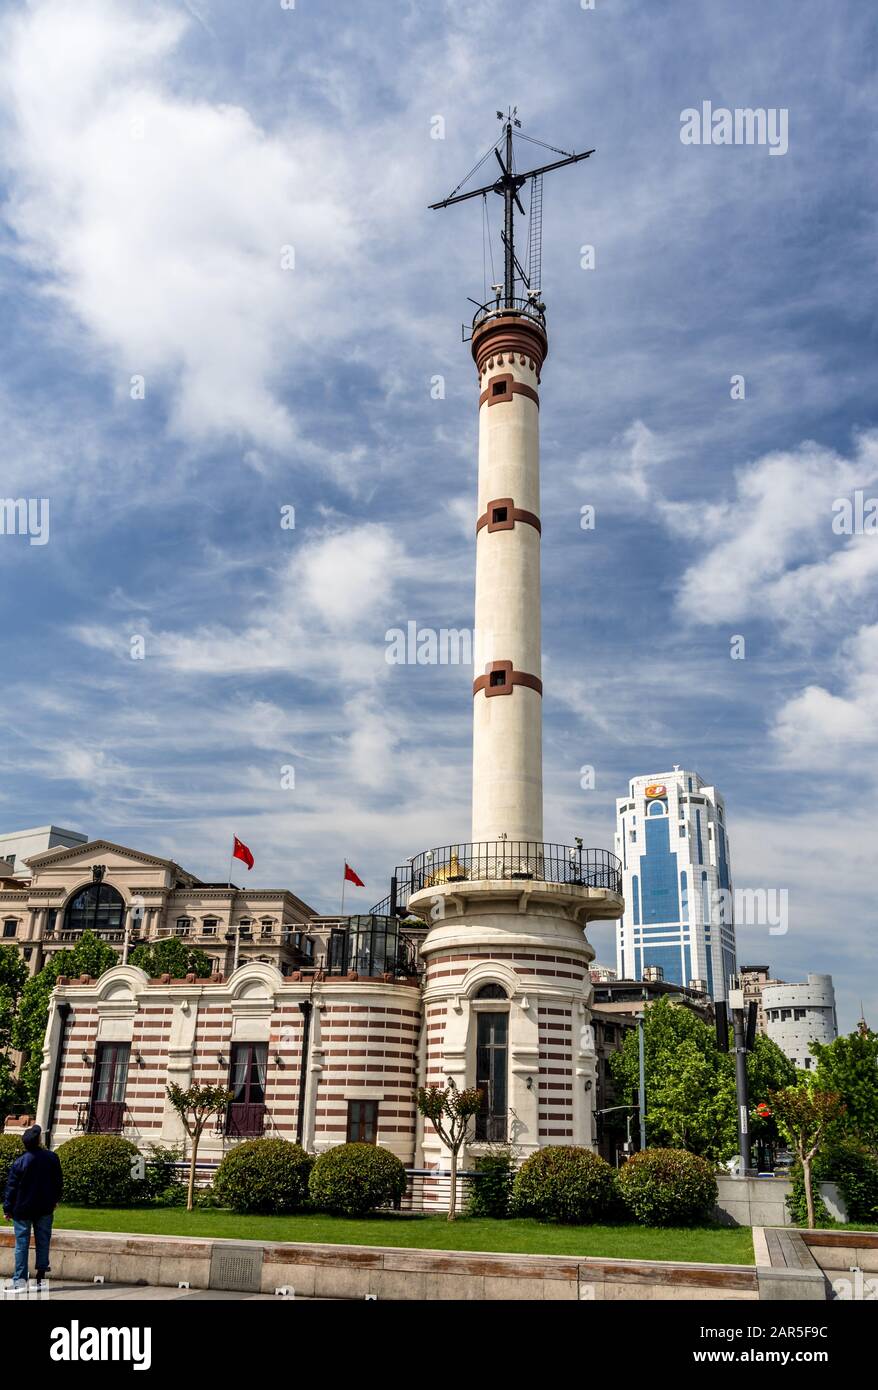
[479,374,541,409]
[473,660,543,699]
[476,498,542,535]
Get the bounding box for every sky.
[0,0,875,1030]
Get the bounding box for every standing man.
[3,1124,63,1288]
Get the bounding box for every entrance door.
[89,1043,130,1132]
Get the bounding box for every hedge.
[214,1139,312,1214]
[618,1148,717,1226]
[787,1140,878,1227]
[308,1143,407,1216]
[55,1134,141,1206]
[511,1146,618,1224]
[466,1148,516,1219]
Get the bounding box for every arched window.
[65,882,125,934]
[475,982,507,1000]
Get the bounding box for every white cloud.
[296,525,406,631]
[574,419,675,503]
[340,698,400,791]
[773,623,878,768]
[671,432,878,633]
[75,521,407,681]
[0,0,360,448]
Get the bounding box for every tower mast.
[429,108,594,311]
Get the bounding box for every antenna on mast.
[429,109,593,321]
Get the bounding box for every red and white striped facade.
[38,965,422,1164]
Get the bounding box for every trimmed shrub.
[194,1184,222,1209]
[618,1148,717,1226]
[142,1144,185,1204]
[787,1140,878,1227]
[786,1164,830,1227]
[466,1148,516,1218]
[214,1139,312,1214]
[511,1146,618,1224]
[0,1133,24,1196]
[309,1143,406,1216]
[829,1142,878,1224]
[55,1134,141,1206]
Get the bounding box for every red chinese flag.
[344,861,365,887]
[233,836,254,871]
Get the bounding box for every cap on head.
[22,1124,42,1150]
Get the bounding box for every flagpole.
[341,864,346,917]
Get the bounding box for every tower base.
[409,878,622,1183]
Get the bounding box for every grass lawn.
[53,1206,754,1265]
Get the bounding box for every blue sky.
[0,0,876,1029]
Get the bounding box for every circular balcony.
[472,298,546,333]
[408,841,621,896]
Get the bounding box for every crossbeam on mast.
[429,114,594,310]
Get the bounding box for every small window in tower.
[492,380,508,396]
[489,670,507,688]
[492,506,508,524]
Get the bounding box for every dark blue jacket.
[3,1148,63,1221]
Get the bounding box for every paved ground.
[2,1279,291,1301]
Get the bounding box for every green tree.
[11,932,119,1109]
[608,997,795,1162]
[166,1083,234,1211]
[129,937,212,980]
[0,946,28,1117]
[811,1030,878,1148]
[770,1086,846,1229]
[416,1079,482,1221]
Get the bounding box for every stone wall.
[0,1228,760,1301]
[715,1176,847,1228]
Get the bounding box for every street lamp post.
[715,977,758,1176]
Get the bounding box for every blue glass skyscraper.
[614,768,738,1002]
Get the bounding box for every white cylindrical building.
[409,306,623,1184]
[762,973,838,1071]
